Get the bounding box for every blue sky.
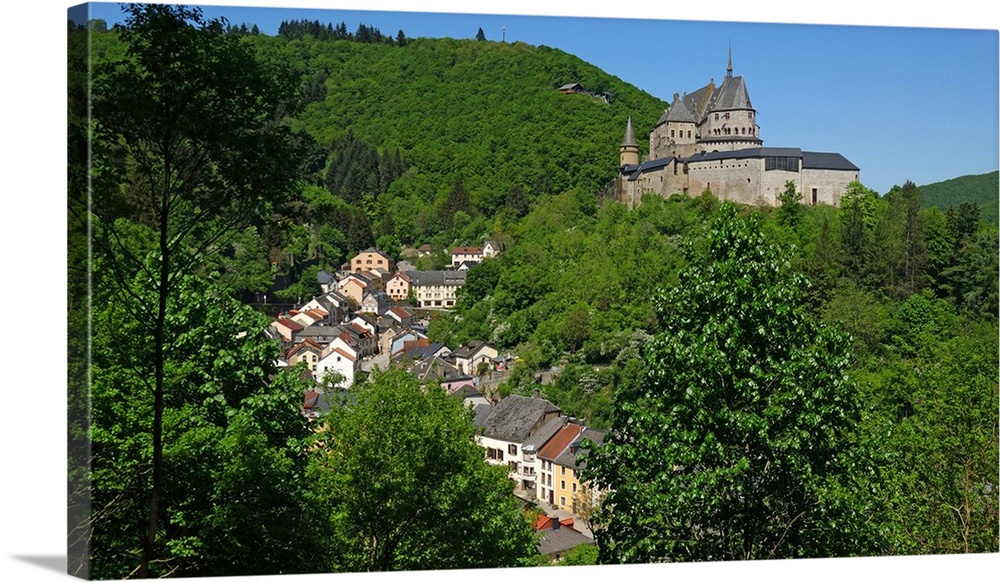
[79,1,999,196]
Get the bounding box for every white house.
[474,395,564,493]
[316,339,359,389]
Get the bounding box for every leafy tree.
[88,4,305,575]
[558,542,600,566]
[775,179,804,230]
[308,369,539,571]
[586,203,882,563]
[86,270,322,579]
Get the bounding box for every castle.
[617,50,859,209]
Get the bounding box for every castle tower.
[698,48,761,152]
[650,92,698,159]
[619,116,640,167]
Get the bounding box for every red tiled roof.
[273,319,304,331]
[389,306,413,318]
[538,423,583,460]
[451,246,483,255]
[533,514,576,532]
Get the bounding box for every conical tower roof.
[621,116,638,148]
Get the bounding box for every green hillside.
[252,34,665,197]
[919,171,998,223]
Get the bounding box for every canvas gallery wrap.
[67,1,998,580]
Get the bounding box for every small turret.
[619,116,639,167]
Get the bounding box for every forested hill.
[919,171,999,223]
[246,32,667,210]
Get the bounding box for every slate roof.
[536,525,595,557]
[621,116,637,147]
[708,75,753,111]
[802,151,859,171]
[472,403,494,427]
[408,270,467,287]
[626,156,676,181]
[478,394,561,442]
[656,94,697,126]
[554,427,606,470]
[522,416,568,453]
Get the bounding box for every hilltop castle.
[617,50,859,209]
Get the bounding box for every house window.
[508,444,518,456]
[560,466,565,475]
[560,496,566,506]
[572,483,577,492]
[509,461,518,472]
[812,188,818,205]
[560,480,565,489]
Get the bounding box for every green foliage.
[586,203,883,563]
[87,272,321,579]
[557,542,600,565]
[308,369,539,571]
[919,170,998,224]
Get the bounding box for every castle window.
[670,129,675,138]
[687,131,692,139]
[765,156,800,172]
[714,113,719,120]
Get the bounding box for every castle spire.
[619,116,639,167]
[726,41,733,80]
[621,115,637,148]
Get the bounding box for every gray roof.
[627,156,676,181]
[536,526,595,557]
[621,116,637,147]
[656,94,697,126]
[554,427,606,470]
[472,403,494,427]
[478,394,561,442]
[686,147,802,164]
[408,270,467,287]
[802,151,859,171]
[708,75,753,112]
[316,270,335,285]
[522,415,568,452]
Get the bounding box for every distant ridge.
[919,171,998,223]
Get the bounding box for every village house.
[269,318,303,344]
[553,427,606,518]
[337,272,375,308]
[482,240,498,259]
[534,516,595,562]
[385,305,416,327]
[315,339,359,389]
[360,289,390,316]
[385,270,411,301]
[474,394,563,489]
[285,339,324,377]
[350,247,395,274]
[408,270,467,308]
[536,422,584,508]
[299,291,351,325]
[450,245,483,268]
[449,340,499,376]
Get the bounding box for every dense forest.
[69,5,997,579]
